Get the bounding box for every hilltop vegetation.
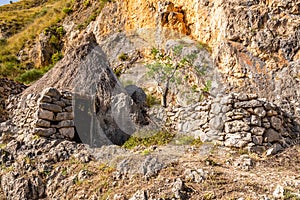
[0,0,72,82]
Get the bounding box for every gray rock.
[35,119,51,128]
[234,100,263,108]
[184,169,205,183]
[59,128,75,139]
[39,95,52,103]
[172,178,184,199]
[264,128,282,143]
[129,190,148,200]
[252,136,263,145]
[266,143,283,156]
[251,127,265,136]
[270,116,282,131]
[210,103,222,115]
[36,109,54,121]
[224,121,250,133]
[273,185,284,198]
[56,112,74,121]
[254,107,266,117]
[200,130,220,142]
[34,128,56,137]
[57,120,74,128]
[209,114,225,130]
[65,106,73,112]
[125,85,146,107]
[250,115,261,126]
[42,88,61,99]
[250,145,266,154]
[140,156,164,178]
[40,103,62,113]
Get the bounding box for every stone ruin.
[7,88,75,140]
[4,86,300,155]
[166,93,300,155]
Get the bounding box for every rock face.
[88,0,300,122]
[16,33,147,146]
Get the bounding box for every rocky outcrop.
[15,33,148,146]
[87,0,300,119]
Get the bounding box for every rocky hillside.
[0,0,300,199]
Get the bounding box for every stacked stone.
[220,93,299,154]
[0,78,26,122]
[34,88,74,140]
[6,87,75,140]
[166,98,212,139]
[165,93,300,154]
[7,94,40,135]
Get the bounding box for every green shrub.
[56,26,65,37]
[51,51,63,64]
[0,39,7,46]
[16,69,44,84]
[62,7,73,15]
[203,80,212,92]
[146,94,160,107]
[84,0,90,7]
[118,53,129,61]
[123,130,175,149]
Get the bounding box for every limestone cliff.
[84,0,300,122]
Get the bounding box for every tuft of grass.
[123,130,175,149]
[118,53,129,61]
[146,93,160,107]
[62,7,73,15]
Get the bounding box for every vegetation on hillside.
[0,0,73,83]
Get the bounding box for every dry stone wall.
[0,78,26,122]
[7,88,75,140]
[166,93,300,154]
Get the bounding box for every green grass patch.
[123,130,175,149]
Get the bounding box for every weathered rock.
[34,128,56,137]
[42,88,61,99]
[251,127,265,136]
[129,190,148,200]
[270,116,282,131]
[56,112,74,121]
[35,119,51,128]
[234,100,264,108]
[266,143,283,156]
[59,128,75,139]
[40,103,62,113]
[264,129,282,143]
[224,121,250,133]
[36,109,54,121]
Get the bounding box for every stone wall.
[166,93,300,154]
[7,88,75,140]
[0,78,26,122]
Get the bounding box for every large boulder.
[23,33,147,147]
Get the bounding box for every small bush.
[203,80,212,92]
[16,69,44,84]
[56,26,65,37]
[0,39,7,46]
[118,53,129,61]
[146,94,160,107]
[62,7,73,15]
[51,51,63,64]
[84,0,90,7]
